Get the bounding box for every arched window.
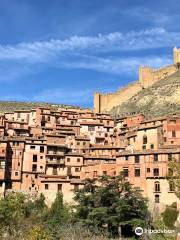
[155,194,160,203]
[143,135,147,144]
[154,181,160,192]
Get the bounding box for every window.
[168,154,172,161]
[40,146,44,153]
[88,126,95,131]
[93,171,97,177]
[45,184,49,190]
[67,158,70,162]
[57,184,62,192]
[40,166,43,169]
[135,155,140,163]
[125,156,129,161]
[143,135,147,144]
[169,181,175,192]
[77,142,80,146]
[123,168,129,177]
[150,144,154,149]
[77,158,80,162]
[172,130,176,138]
[147,168,150,173]
[32,164,37,172]
[53,167,57,175]
[15,171,18,176]
[103,171,107,175]
[30,146,35,149]
[74,184,79,192]
[154,154,158,162]
[154,181,160,192]
[83,142,86,146]
[155,194,160,203]
[142,145,146,150]
[153,168,159,177]
[33,155,37,162]
[75,167,80,172]
[40,156,43,159]
[135,168,140,177]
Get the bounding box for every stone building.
[0,106,179,213]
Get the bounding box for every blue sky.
[0,0,180,107]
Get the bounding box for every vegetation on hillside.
[110,69,180,118]
[0,101,81,113]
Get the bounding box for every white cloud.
[0,28,178,80]
[60,55,172,76]
[0,28,179,63]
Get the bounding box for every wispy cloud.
[0,28,179,63]
[61,54,172,75]
[0,28,178,81]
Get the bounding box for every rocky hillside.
[110,69,180,119]
[0,101,80,113]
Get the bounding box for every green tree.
[0,192,48,239]
[44,192,72,238]
[74,174,149,237]
[167,159,180,199]
[0,192,27,237]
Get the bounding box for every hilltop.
[0,101,80,113]
[110,69,180,118]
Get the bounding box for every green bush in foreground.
[74,174,150,238]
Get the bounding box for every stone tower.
[173,47,180,65]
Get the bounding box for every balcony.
[46,151,65,156]
[46,158,65,165]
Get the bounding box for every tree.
[167,159,180,199]
[74,174,149,237]
[0,192,48,239]
[44,192,72,239]
[0,192,27,237]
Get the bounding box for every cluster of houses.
[0,106,179,213]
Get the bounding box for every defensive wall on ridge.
[94,47,180,113]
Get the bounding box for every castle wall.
[139,65,177,88]
[94,81,142,113]
[173,47,180,64]
[94,48,178,113]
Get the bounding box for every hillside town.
[0,106,179,215]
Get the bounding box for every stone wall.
[94,81,142,113]
[139,65,177,88]
[173,47,180,64]
[94,48,179,113]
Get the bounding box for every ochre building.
[0,107,180,215]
